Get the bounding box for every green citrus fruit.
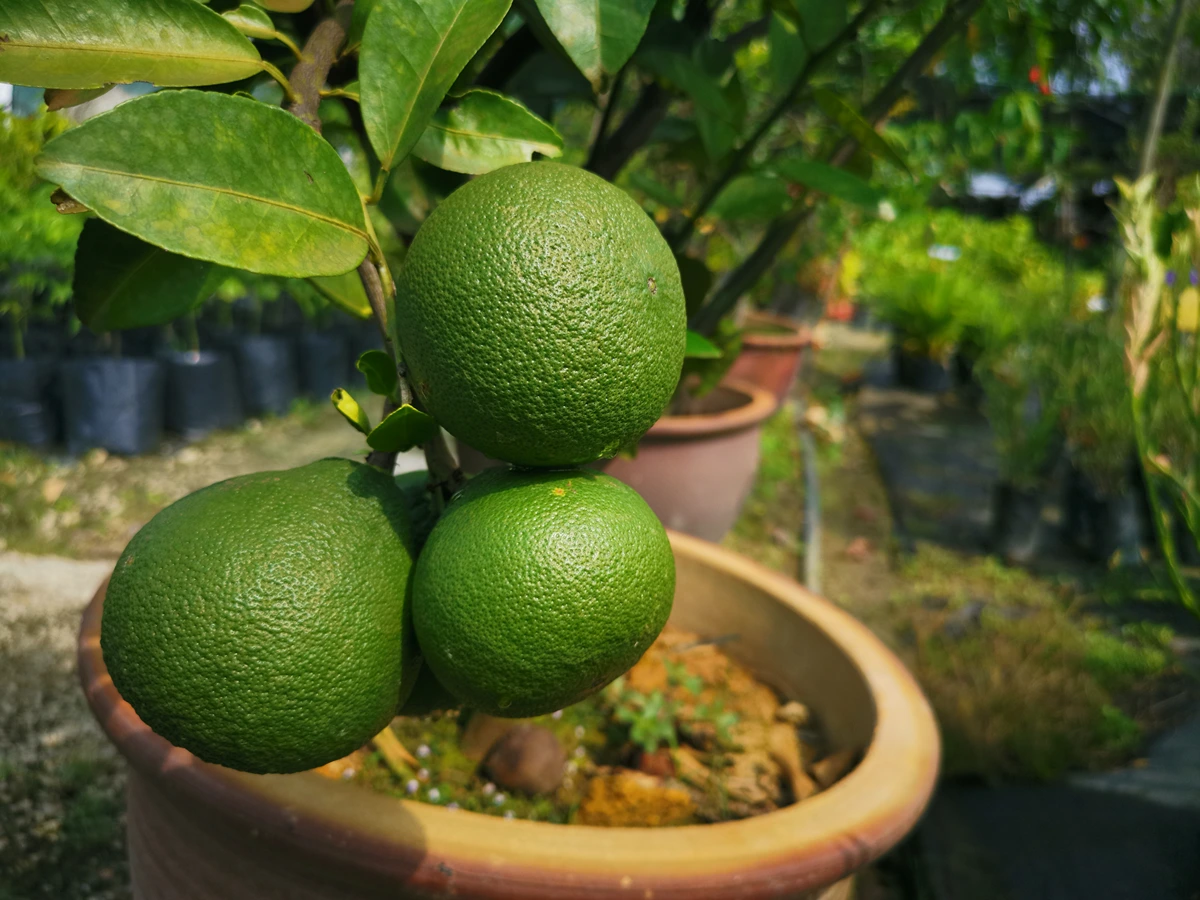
[396,161,686,468]
[101,458,420,774]
[412,467,675,717]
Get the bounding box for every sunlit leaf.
[73,219,214,331]
[814,88,911,176]
[367,404,439,452]
[0,0,263,90]
[331,388,372,434]
[639,49,735,160]
[361,0,512,171]
[257,0,315,11]
[685,330,721,358]
[223,4,276,40]
[310,269,372,319]
[532,0,656,92]
[412,88,563,174]
[36,91,370,278]
[356,349,398,397]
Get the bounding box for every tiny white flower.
[427,787,441,802]
[573,746,586,758]
[493,793,506,805]
[417,768,430,781]
[416,744,431,759]
[573,725,585,739]
[405,779,419,795]
[447,802,460,810]
[340,768,356,780]
[503,810,515,819]
[482,782,496,796]
[551,710,563,719]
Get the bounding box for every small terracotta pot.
[725,312,813,406]
[603,379,777,541]
[80,532,939,900]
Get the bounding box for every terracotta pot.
[725,312,812,406]
[79,532,939,900]
[456,380,777,543]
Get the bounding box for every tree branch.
[668,0,891,251]
[286,0,353,133]
[286,1,463,498]
[585,80,670,181]
[691,0,984,333]
[585,65,628,171]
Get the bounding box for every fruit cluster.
[101,163,687,774]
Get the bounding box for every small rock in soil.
[634,747,676,778]
[574,769,695,827]
[484,724,566,795]
[460,711,520,762]
[775,701,811,726]
[810,748,857,789]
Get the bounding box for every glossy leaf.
[0,0,264,90]
[361,0,512,171]
[532,0,657,92]
[773,158,884,208]
[768,11,806,89]
[257,0,315,11]
[685,330,721,359]
[813,88,911,176]
[44,85,114,111]
[36,91,370,278]
[73,219,214,331]
[710,174,792,221]
[412,89,563,174]
[356,350,398,398]
[310,270,372,319]
[223,4,276,40]
[331,388,372,435]
[367,404,439,452]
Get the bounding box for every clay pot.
[603,379,778,541]
[725,312,812,406]
[79,532,938,900]
[456,380,778,543]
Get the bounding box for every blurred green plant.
[0,109,83,358]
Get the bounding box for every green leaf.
[356,349,398,397]
[709,174,792,221]
[223,4,276,40]
[628,171,683,208]
[310,269,372,319]
[73,219,214,331]
[768,12,806,90]
[346,0,380,54]
[367,404,439,452]
[257,0,315,11]
[0,0,264,90]
[532,0,657,92]
[772,158,884,208]
[36,90,370,278]
[813,88,911,177]
[787,0,845,50]
[331,388,372,435]
[44,86,115,111]
[361,0,512,172]
[411,88,563,174]
[675,254,712,318]
[685,330,721,359]
[639,50,735,161]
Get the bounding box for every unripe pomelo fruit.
[412,467,675,717]
[396,161,686,468]
[100,458,420,774]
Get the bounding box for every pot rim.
[79,532,939,899]
[648,378,779,439]
[740,312,813,350]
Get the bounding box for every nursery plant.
[0,0,693,775]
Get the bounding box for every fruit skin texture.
[396,161,687,468]
[101,458,420,775]
[413,467,675,717]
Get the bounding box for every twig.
[585,65,627,170]
[286,0,353,133]
[372,723,419,774]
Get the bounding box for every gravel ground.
[0,553,126,900]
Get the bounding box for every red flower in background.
[1028,65,1042,83]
